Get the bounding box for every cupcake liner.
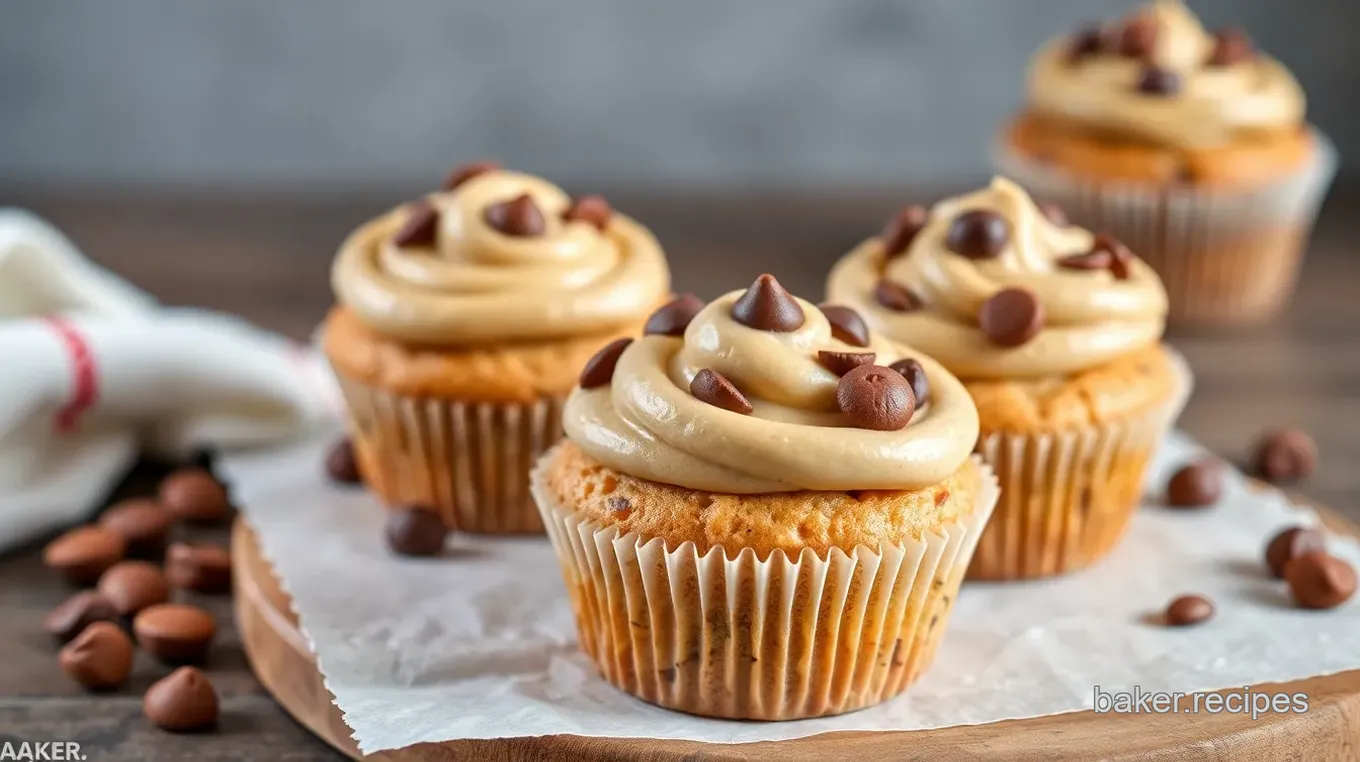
[332,371,560,534]
[994,129,1337,325]
[968,348,1193,581]
[531,451,999,720]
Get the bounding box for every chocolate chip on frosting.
[1065,24,1107,64]
[1057,250,1113,272]
[579,338,633,389]
[1208,27,1255,67]
[818,351,876,377]
[1137,66,1182,96]
[1094,233,1136,280]
[563,194,613,231]
[945,210,1009,260]
[888,358,929,405]
[484,193,546,237]
[881,204,930,258]
[1117,14,1158,59]
[873,280,923,312]
[644,294,704,337]
[442,160,499,191]
[393,200,439,248]
[690,368,753,415]
[730,274,805,332]
[836,364,915,431]
[978,287,1044,347]
[817,304,870,347]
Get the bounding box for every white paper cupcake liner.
[531,451,999,720]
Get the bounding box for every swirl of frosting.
[564,277,980,493]
[1027,0,1305,149]
[332,168,669,344]
[827,177,1168,380]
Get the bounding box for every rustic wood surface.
[1,186,1358,760]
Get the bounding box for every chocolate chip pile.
[1063,13,1257,97]
[40,465,232,733]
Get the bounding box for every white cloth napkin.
[0,209,337,552]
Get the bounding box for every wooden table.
[2,187,1358,760]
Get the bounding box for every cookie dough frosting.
[332,165,669,345]
[827,177,1168,380]
[1027,0,1305,149]
[564,276,980,493]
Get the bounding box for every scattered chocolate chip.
[818,304,870,347]
[43,527,127,586]
[836,364,915,431]
[1208,28,1254,67]
[1265,526,1327,579]
[324,437,363,485]
[563,194,613,230]
[818,351,876,377]
[134,603,216,664]
[1137,66,1182,96]
[606,496,632,513]
[97,498,172,558]
[58,621,134,691]
[1284,553,1357,610]
[1251,428,1317,483]
[442,160,499,191]
[165,542,232,594]
[978,288,1044,347]
[730,274,805,332]
[945,210,1010,260]
[689,369,753,415]
[1165,459,1223,508]
[385,508,447,557]
[888,358,930,405]
[144,667,219,732]
[881,204,930,258]
[1163,594,1215,626]
[483,193,546,237]
[1057,250,1113,272]
[874,280,923,312]
[1092,233,1136,280]
[579,338,633,389]
[1066,24,1107,64]
[44,591,119,644]
[97,561,171,617]
[1039,202,1070,227]
[159,469,231,525]
[392,200,439,248]
[644,294,705,337]
[1117,14,1158,59]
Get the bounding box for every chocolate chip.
[98,498,172,558]
[392,200,439,248]
[1284,553,1357,610]
[1265,526,1327,579]
[59,621,134,691]
[97,560,171,617]
[44,591,119,644]
[817,304,870,347]
[818,351,876,377]
[165,542,232,594]
[606,496,632,513]
[888,358,929,405]
[1057,250,1113,272]
[483,193,546,237]
[978,288,1044,347]
[1208,28,1254,67]
[385,508,447,557]
[442,160,499,191]
[43,527,127,586]
[324,437,362,485]
[159,468,231,525]
[144,667,219,732]
[730,274,805,332]
[1165,459,1223,508]
[1137,66,1181,96]
[874,280,923,312]
[134,603,216,664]
[1093,233,1136,280]
[1039,202,1070,227]
[563,194,613,230]
[881,204,930,258]
[1117,14,1158,59]
[836,364,915,431]
[1066,24,1107,64]
[578,338,632,389]
[689,368,753,415]
[1163,594,1214,627]
[1251,428,1317,483]
[945,210,1010,260]
[644,294,704,337]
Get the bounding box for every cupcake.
[827,177,1190,580]
[323,163,670,534]
[994,0,1335,325]
[532,275,996,719]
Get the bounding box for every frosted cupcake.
[828,178,1189,580]
[533,275,996,719]
[323,163,670,534]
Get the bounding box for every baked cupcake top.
[563,275,979,494]
[826,177,1168,380]
[331,162,670,345]
[1026,0,1305,149]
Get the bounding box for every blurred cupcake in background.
[323,163,670,534]
[994,0,1335,326]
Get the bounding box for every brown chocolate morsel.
[1137,66,1182,96]
[563,194,613,231]
[730,274,805,332]
[324,437,363,485]
[978,288,1044,348]
[1284,553,1357,610]
[97,560,171,617]
[817,351,876,377]
[483,193,546,237]
[1092,233,1136,280]
[43,526,127,586]
[644,294,705,337]
[385,508,447,557]
[888,358,930,405]
[392,200,439,248]
[1039,202,1070,227]
[165,542,233,594]
[1117,14,1158,59]
[1208,27,1255,67]
[44,590,120,643]
[59,621,134,691]
[1164,594,1215,627]
[817,304,870,347]
[1265,526,1327,579]
[1165,459,1223,508]
[134,603,217,664]
[881,204,930,258]
[945,209,1010,260]
[159,468,231,525]
[98,498,172,557]
[578,338,633,389]
[836,364,915,431]
[144,667,220,732]
[1057,250,1114,272]
[1066,24,1106,64]
[442,160,499,191]
[1251,428,1317,483]
[873,280,923,312]
[689,368,754,415]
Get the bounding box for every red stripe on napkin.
[42,317,98,433]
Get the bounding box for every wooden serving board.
[233,501,1360,762]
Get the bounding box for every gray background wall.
[2,0,1356,189]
